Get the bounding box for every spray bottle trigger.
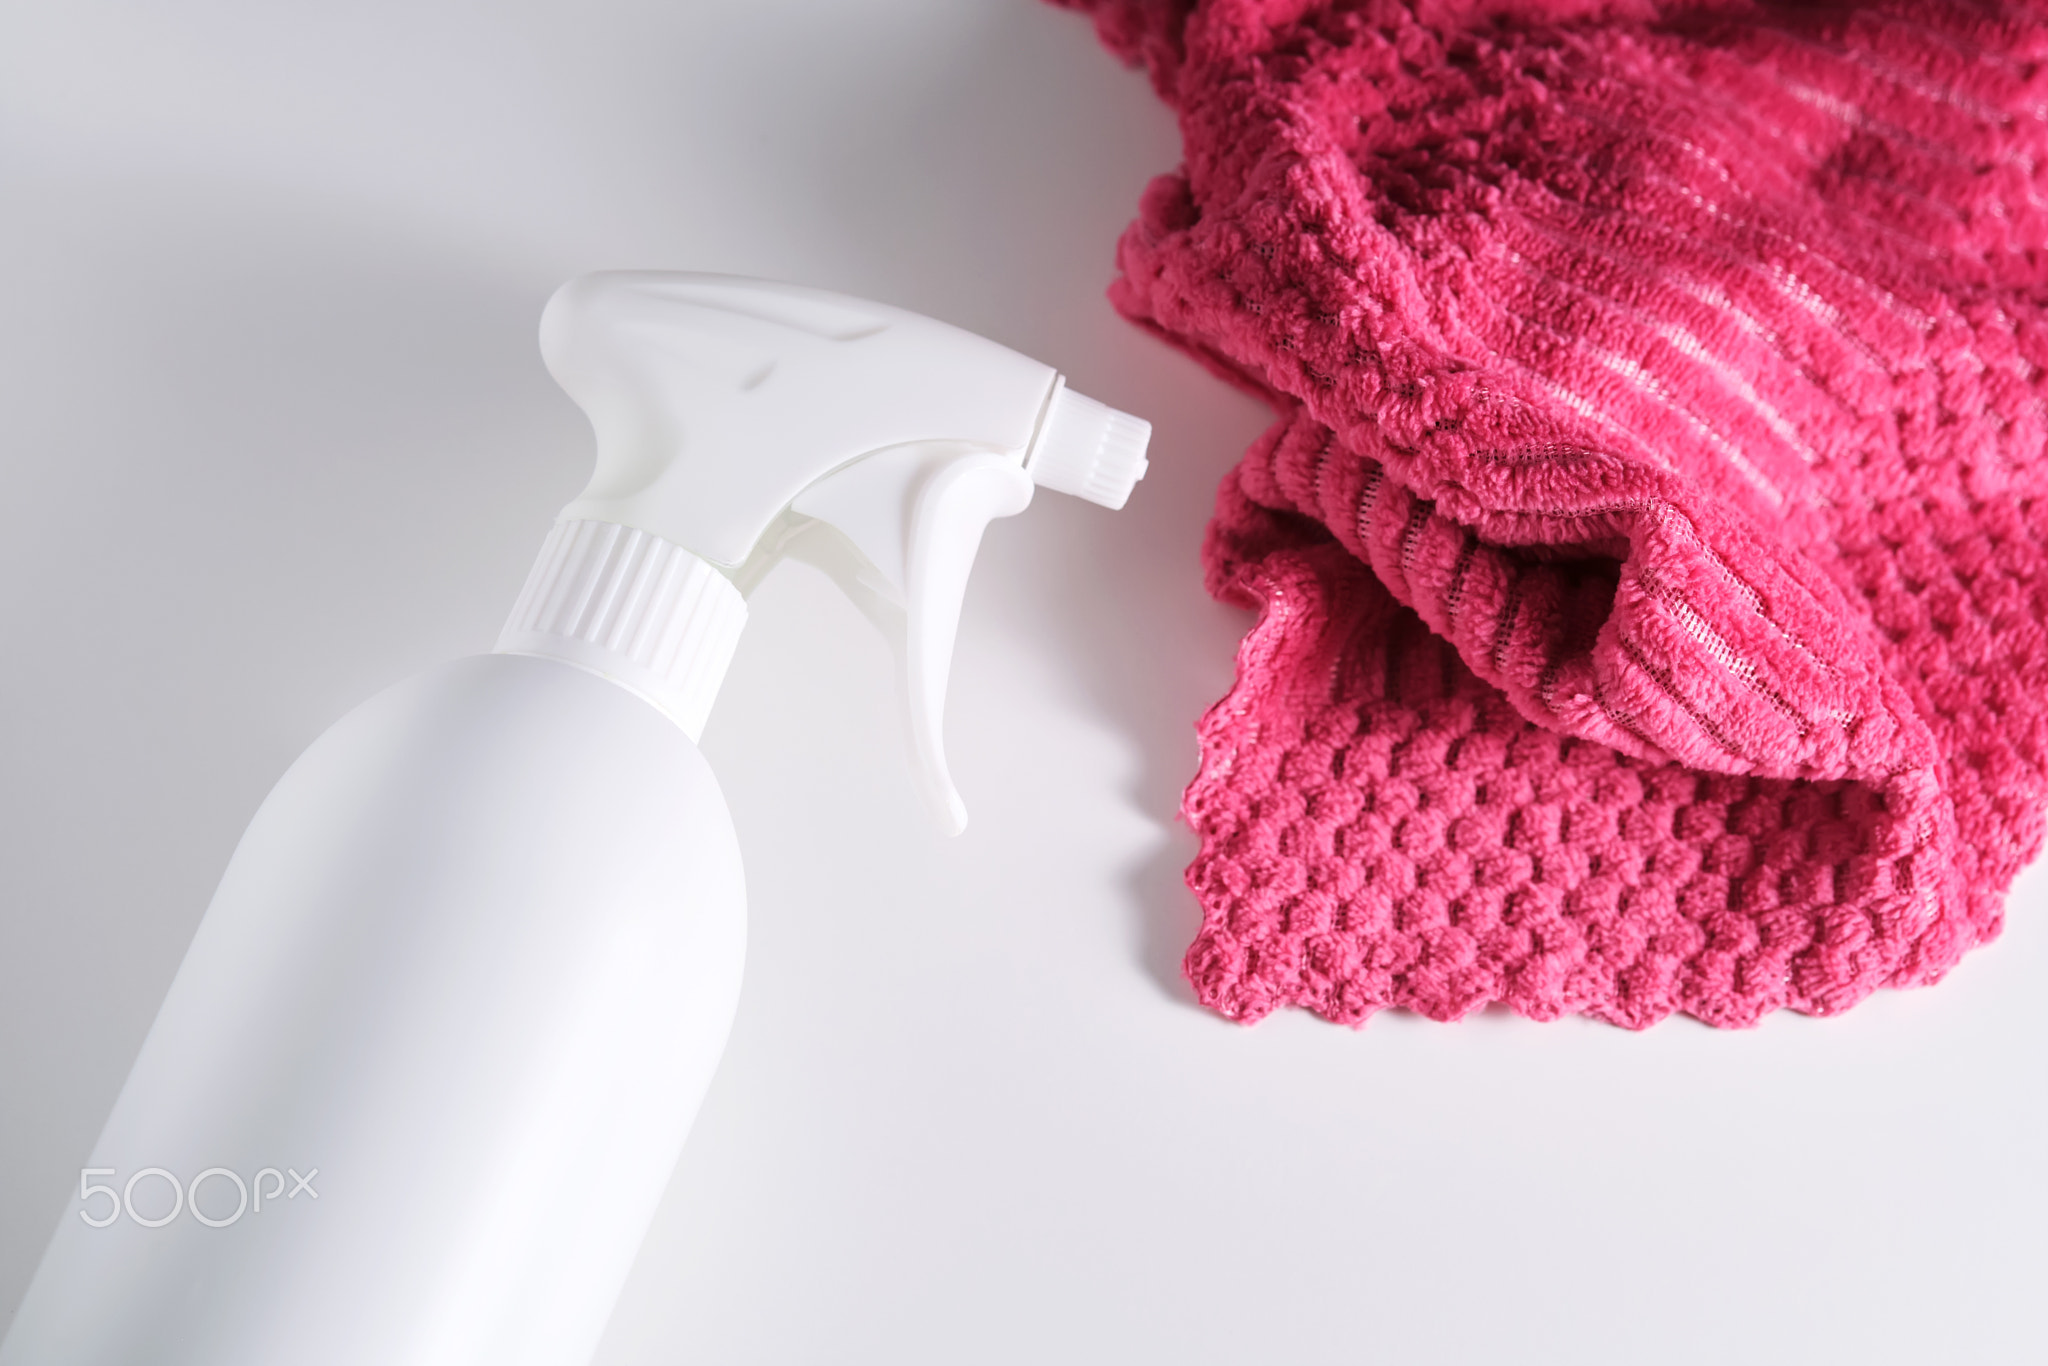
[901,455,1035,834]
[786,447,1035,835]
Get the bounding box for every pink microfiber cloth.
[1057,0,2048,1026]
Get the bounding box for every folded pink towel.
[1060,0,2048,1026]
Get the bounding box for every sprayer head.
[538,271,1151,835]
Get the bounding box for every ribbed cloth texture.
[497,519,746,740]
[1058,0,2048,1026]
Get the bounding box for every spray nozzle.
[536,272,1150,834]
[1027,385,1151,510]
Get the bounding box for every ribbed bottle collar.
[495,519,747,741]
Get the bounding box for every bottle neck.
[494,519,747,741]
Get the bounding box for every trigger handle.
[902,456,1034,834]
[785,447,1036,835]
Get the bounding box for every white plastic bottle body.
[0,652,746,1366]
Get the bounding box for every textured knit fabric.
[1057,0,2048,1026]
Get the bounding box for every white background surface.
[3,3,2045,1362]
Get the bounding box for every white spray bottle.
[0,272,1150,1366]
